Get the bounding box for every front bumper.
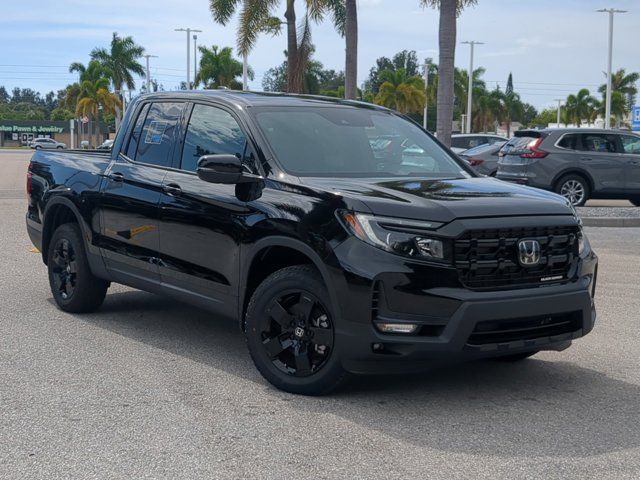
[329,234,597,375]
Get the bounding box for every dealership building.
[0,120,109,148]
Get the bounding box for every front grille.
[468,311,582,345]
[454,225,579,290]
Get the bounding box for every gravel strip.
[576,206,640,218]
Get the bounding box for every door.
[157,103,258,312]
[576,132,626,192]
[619,134,640,193]
[99,101,185,283]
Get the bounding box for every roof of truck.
[137,89,390,111]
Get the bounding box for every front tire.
[245,265,348,395]
[47,223,108,313]
[630,197,640,207]
[556,174,590,206]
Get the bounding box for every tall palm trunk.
[435,0,457,146]
[285,0,299,93]
[344,0,358,100]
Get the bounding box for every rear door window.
[578,133,619,153]
[125,103,150,159]
[131,102,184,167]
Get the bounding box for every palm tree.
[210,0,332,93]
[565,89,599,127]
[195,45,253,89]
[90,32,145,130]
[374,69,426,114]
[454,66,486,127]
[76,77,120,148]
[344,0,357,99]
[598,68,640,112]
[420,0,477,146]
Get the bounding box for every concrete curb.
[581,217,640,227]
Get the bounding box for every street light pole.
[143,54,158,93]
[461,41,484,134]
[175,27,202,89]
[597,8,626,129]
[193,34,198,88]
[423,61,429,130]
[554,98,563,127]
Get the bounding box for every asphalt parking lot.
[2,149,640,479]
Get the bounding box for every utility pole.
[143,54,158,93]
[461,41,484,134]
[554,99,563,127]
[423,61,429,130]
[597,8,626,129]
[193,34,198,88]
[175,27,202,89]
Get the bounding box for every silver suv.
[496,129,640,206]
[30,138,66,150]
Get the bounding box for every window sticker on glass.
[145,121,168,144]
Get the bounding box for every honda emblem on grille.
[518,239,541,266]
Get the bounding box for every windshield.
[252,106,470,178]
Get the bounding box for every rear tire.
[245,265,348,395]
[556,174,590,206]
[630,197,640,207]
[47,223,108,313]
[492,350,539,362]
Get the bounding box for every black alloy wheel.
[260,290,334,377]
[245,265,348,395]
[50,238,78,301]
[47,223,108,312]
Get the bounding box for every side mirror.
[197,154,260,184]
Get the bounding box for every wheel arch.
[552,168,595,193]
[239,237,339,331]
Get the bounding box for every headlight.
[337,211,448,261]
[578,226,590,256]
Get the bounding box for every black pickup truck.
[26,91,598,395]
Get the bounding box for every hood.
[302,176,572,223]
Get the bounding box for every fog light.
[376,323,419,334]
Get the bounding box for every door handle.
[108,172,125,182]
[162,183,182,196]
[581,157,592,162]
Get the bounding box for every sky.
[1,0,638,111]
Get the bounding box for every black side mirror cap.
[197,154,262,184]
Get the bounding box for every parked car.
[30,138,66,150]
[97,139,114,150]
[458,141,506,176]
[26,91,597,395]
[450,134,508,154]
[496,128,640,206]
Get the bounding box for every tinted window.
[125,103,150,158]
[253,107,467,178]
[181,104,248,172]
[579,133,618,153]
[620,135,640,154]
[557,133,579,150]
[451,137,470,149]
[134,102,183,167]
